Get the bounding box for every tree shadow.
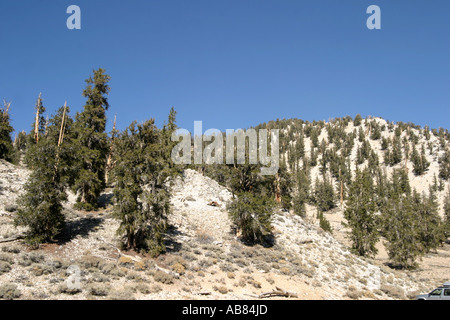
[230,227,276,248]
[98,192,114,208]
[56,216,103,245]
[164,225,184,253]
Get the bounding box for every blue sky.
[0,0,448,135]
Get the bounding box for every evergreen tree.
[72,69,111,210]
[0,101,14,162]
[390,136,403,166]
[411,144,430,176]
[381,192,422,269]
[227,192,275,245]
[414,188,445,253]
[293,169,310,217]
[439,148,450,180]
[354,114,363,126]
[344,168,379,257]
[15,106,73,246]
[317,209,332,233]
[443,188,450,239]
[313,174,336,212]
[112,117,176,255]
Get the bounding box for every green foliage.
[439,148,450,180]
[344,168,379,257]
[444,188,450,239]
[227,192,275,245]
[0,101,14,162]
[112,111,179,255]
[293,169,310,217]
[353,114,363,126]
[411,145,430,176]
[317,210,332,233]
[412,189,445,253]
[381,192,422,269]
[313,175,336,212]
[14,108,74,246]
[72,69,111,210]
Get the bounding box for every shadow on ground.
[56,216,103,245]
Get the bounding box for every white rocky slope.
[169,169,422,299]
[0,162,430,300]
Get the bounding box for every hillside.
[0,160,441,300]
[0,116,449,300]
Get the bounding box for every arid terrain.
[0,156,447,300]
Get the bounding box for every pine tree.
[15,105,72,246]
[411,144,430,176]
[112,117,176,255]
[414,188,445,253]
[354,114,363,126]
[439,148,450,180]
[72,69,111,210]
[317,209,332,233]
[443,188,450,239]
[390,136,403,166]
[293,169,310,217]
[227,192,275,245]
[382,192,422,269]
[313,174,336,212]
[344,168,379,257]
[0,100,14,162]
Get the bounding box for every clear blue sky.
[0,0,449,135]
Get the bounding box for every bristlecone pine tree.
[15,105,73,246]
[72,69,111,210]
[411,144,430,176]
[0,101,14,162]
[344,168,379,257]
[227,192,275,245]
[381,174,422,269]
[444,188,450,238]
[112,112,179,255]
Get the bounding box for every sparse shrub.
[57,283,82,295]
[135,283,151,294]
[0,283,21,300]
[108,288,135,300]
[0,253,14,264]
[29,252,45,264]
[265,276,275,285]
[220,263,237,273]
[380,284,405,299]
[0,261,11,274]
[196,229,214,244]
[87,283,111,296]
[170,262,185,275]
[153,270,174,284]
[30,263,52,276]
[198,258,214,269]
[150,284,162,293]
[1,246,20,254]
[214,285,228,294]
[279,267,291,275]
[346,286,362,300]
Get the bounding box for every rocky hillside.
[275,116,449,214]
[0,157,440,300]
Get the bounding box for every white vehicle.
[416,282,450,300]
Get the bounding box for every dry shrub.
[153,270,174,284]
